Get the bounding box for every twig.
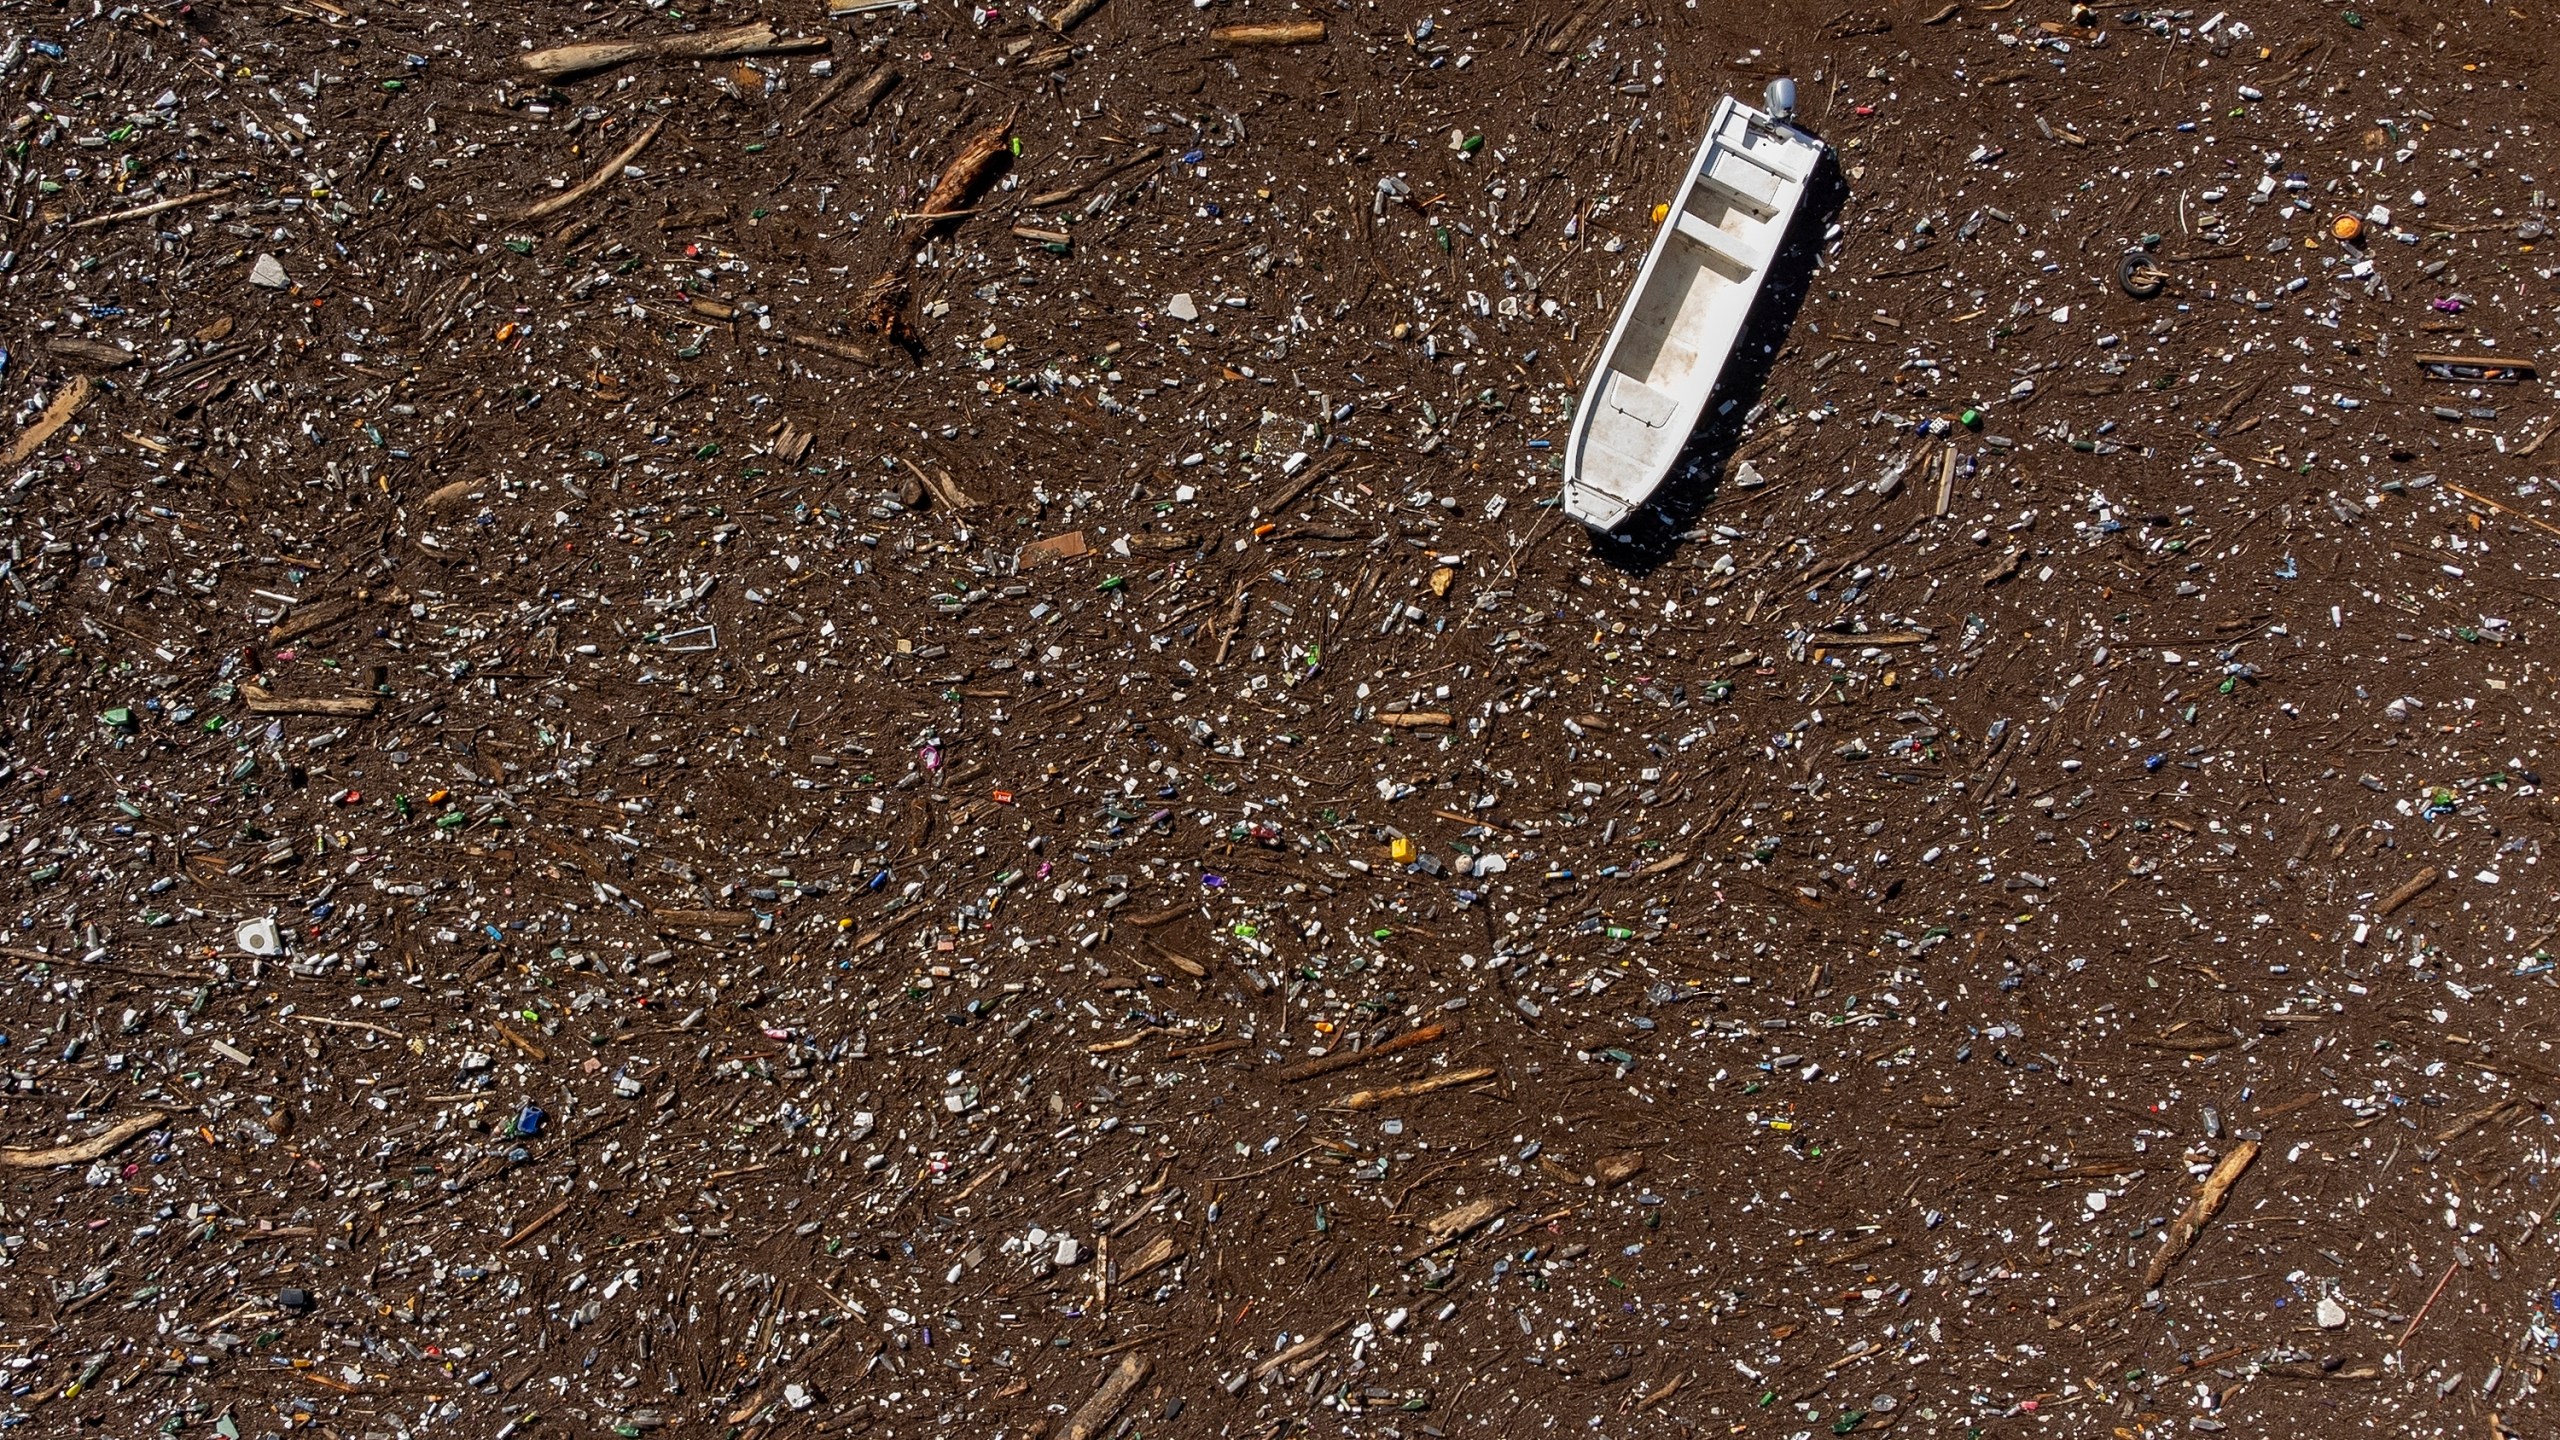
[1023,144,1165,209]
[1088,1328,1164,1359]
[1247,1320,1349,1380]
[0,945,212,980]
[65,187,232,232]
[280,1013,405,1039]
[1413,1195,1507,1250]
[1252,450,1348,518]
[1208,1145,1315,1182]
[492,1020,548,1062]
[2396,1258,2463,1350]
[2375,866,2440,918]
[517,21,825,83]
[500,1197,574,1251]
[2447,483,2560,545]
[1,375,92,467]
[1165,1036,1248,1061]
[1632,1372,1688,1414]
[2142,1139,2259,1290]
[1050,0,1110,31]
[518,115,666,222]
[899,455,978,509]
[792,64,898,133]
[1211,585,1251,667]
[1499,507,1566,584]
[1212,20,1326,44]
[1270,1023,1449,1083]
[1389,1158,1463,1212]
[1333,1065,1499,1112]
[239,684,379,717]
[1062,1355,1151,1440]
[2,1111,166,1168]
[776,329,877,366]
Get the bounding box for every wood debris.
[517,21,826,83]
[3,1112,168,1168]
[2142,1140,2260,1290]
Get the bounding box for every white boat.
[1562,85,1824,532]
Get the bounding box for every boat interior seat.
[1604,371,1680,429]
[1693,170,1779,224]
[1672,210,1764,272]
[1705,151,1784,212]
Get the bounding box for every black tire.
[2118,250,2166,299]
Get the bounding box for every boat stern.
[1561,473,1638,533]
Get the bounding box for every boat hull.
[1562,96,1823,532]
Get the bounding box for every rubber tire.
[2118,251,2166,299]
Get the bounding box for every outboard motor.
[1763,77,1798,124]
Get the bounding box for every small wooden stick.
[1118,1233,1184,1282]
[1633,1373,1687,1413]
[2143,1139,2259,1290]
[839,62,901,119]
[267,598,358,644]
[2128,1032,2237,1052]
[1271,1023,1448,1083]
[281,1013,406,1039]
[65,187,233,232]
[1247,1321,1349,1381]
[1061,1354,1152,1440]
[1208,1145,1316,1182]
[1050,0,1110,31]
[1253,450,1344,517]
[239,686,380,717]
[518,115,666,222]
[1334,1065,1498,1112]
[1212,20,1327,44]
[1,375,92,467]
[492,1020,549,1062]
[900,455,978,509]
[1,1111,167,1168]
[2396,1258,2463,1350]
[2447,483,2560,545]
[777,330,877,366]
[1212,586,1251,666]
[1408,1196,1507,1255]
[1166,1036,1248,1060]
[793,63,898,133]
[2375,866,2440,918]
[501,1197,574,1251]
[517,21,824,83]
[1024,143,1166,209]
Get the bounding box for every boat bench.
[1671,210,1766,273]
